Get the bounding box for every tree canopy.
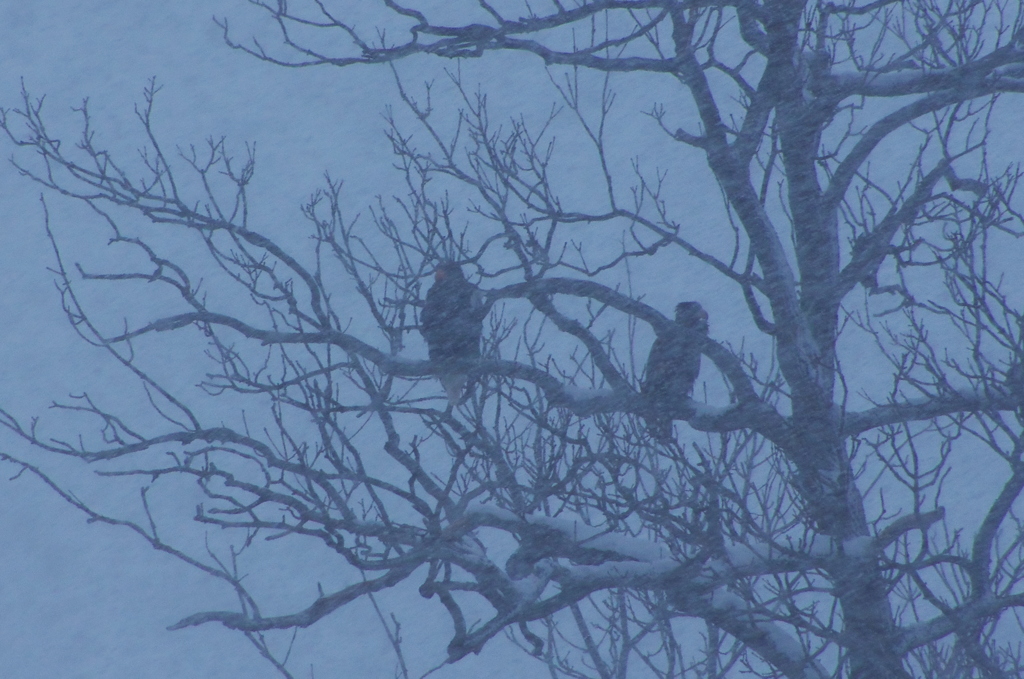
[4,1,1024,677]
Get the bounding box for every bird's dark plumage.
[421,262,486,405]
[641,302,708,440]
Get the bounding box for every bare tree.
[5,1,1024,677]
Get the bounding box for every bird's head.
[675,302,709,334]
[434,261,465,283]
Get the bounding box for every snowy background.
[1,2,1018,678]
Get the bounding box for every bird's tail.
[440,373,468,407]
[645,416,674,443]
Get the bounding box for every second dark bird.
[421,261,487,406]
[641,301,709,441]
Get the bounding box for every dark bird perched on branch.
[421,261,486,406]
[641,301,709,441]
